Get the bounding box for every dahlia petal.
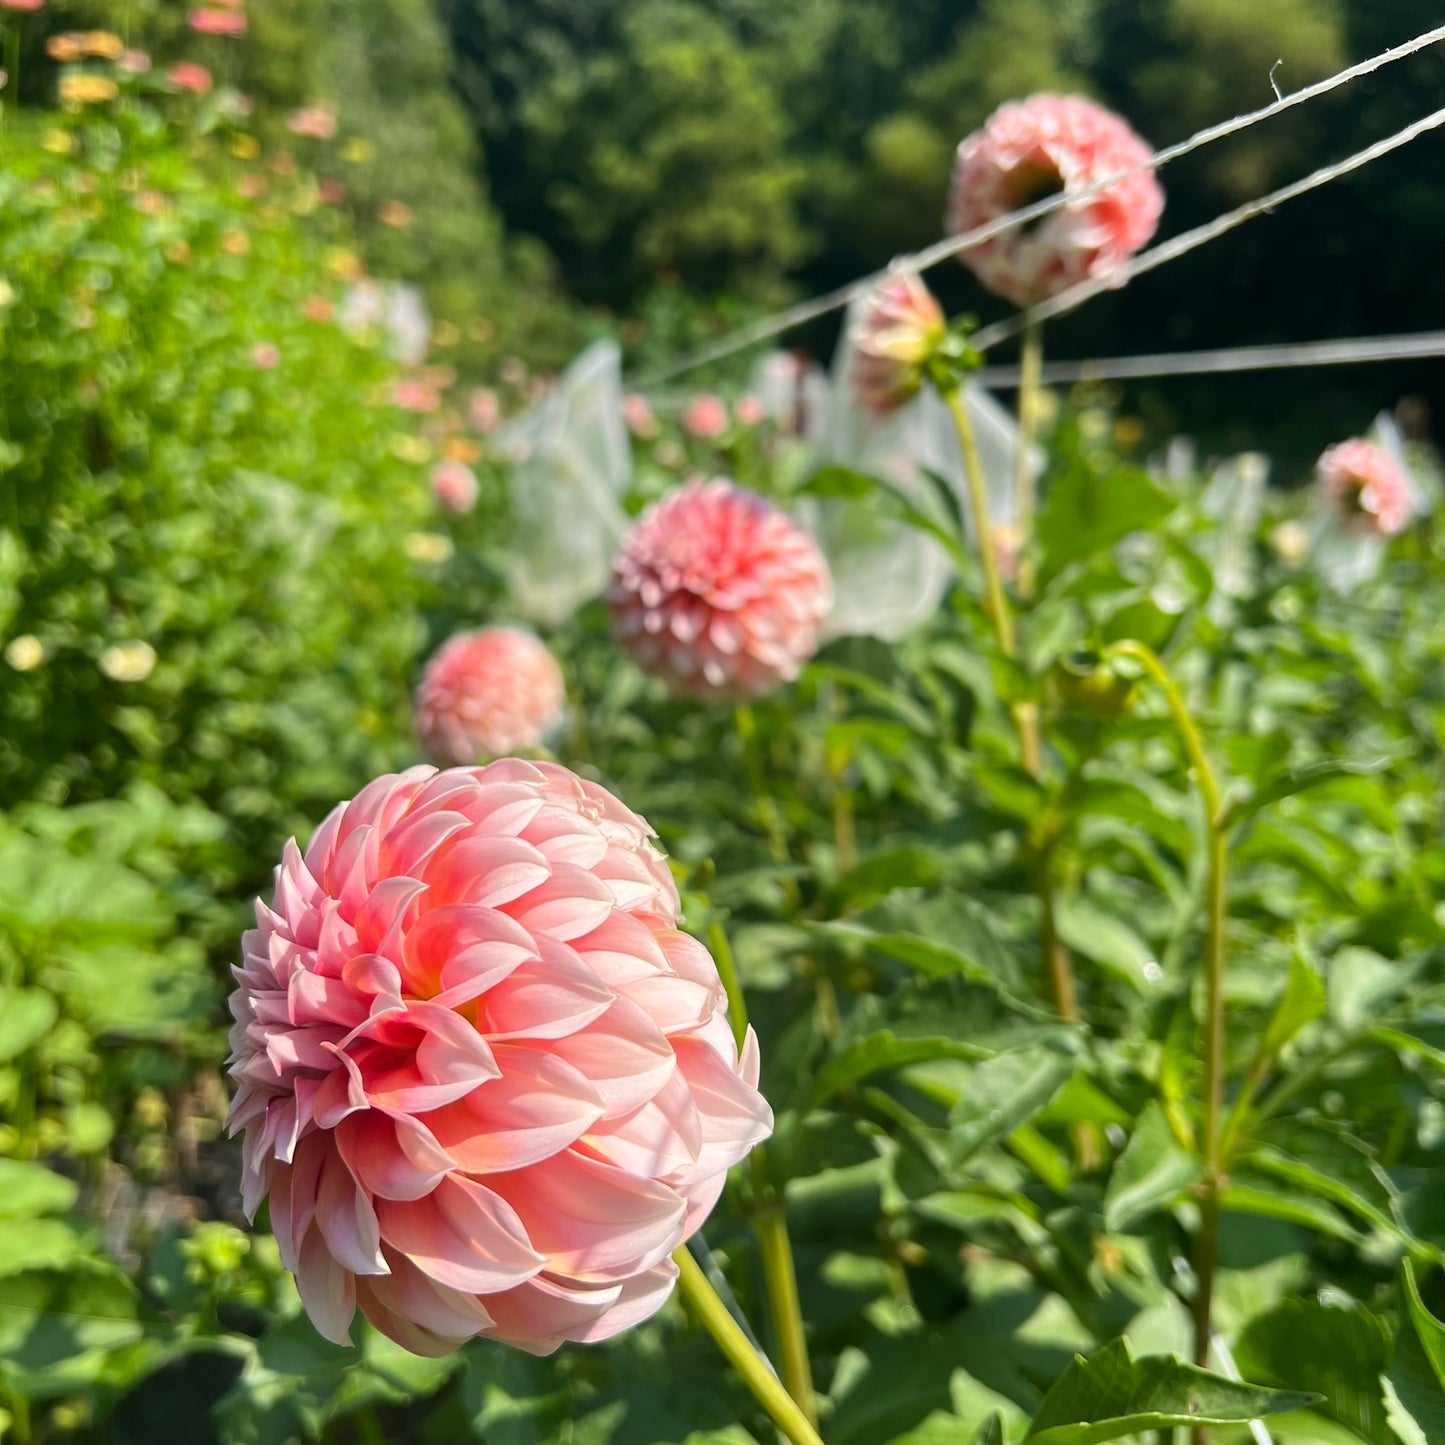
[582,1064,701,1177]
[488,1149,684,1282]
[335,1109,454,1202]
[422,1044,604,1173]
[403,904,536,1001]
[566,1258,679,1344]
[355,1253,492,1356]
[296,1223,357,1346]
[506,862,616,942]
[547,995,677,1118]
[315,1150,388,1276]
[424,834,552,909]
[481,1272,624,1355]
[481,937,615,1041]
[376,1176,544,1294]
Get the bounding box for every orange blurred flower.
[378,199,412,229]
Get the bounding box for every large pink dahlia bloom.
[1317,438,1412,538]
[608,479,832,699]
[227,762,771,1355]
[414,627,566,765]
[947,94,1163,308]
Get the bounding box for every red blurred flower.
[167,61,213,94]
[189,6,246,35]
[682,393,728,440]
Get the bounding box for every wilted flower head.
[430,459,479,515]
[682,394,729,440]
[226,761,770,1354]
[609,478,832,700]
[288,103,338,140]
[189,6,246,35]
[167,61,213,94]
[948,94,1163,307]
[850,270,947,415]
[414,628,564,764]
[1316,438,1412,537]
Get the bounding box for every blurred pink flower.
[850,270,946,415]
[302,295,333,323]
[318,178,346,205]
[621,393,659,440]
[189,6,246,35]
[682,393,728,440]
[250,342,280,370]
[226,761,770,1354]
[947,94,1163,307]
[118,48,151,73]
[1317,438,1412,537]
[468,388,500,435]
[167,61,213,94]
[609,478,832,699]
[238,172,267,199]
[732,394,767,428]
[429,459,479,515]
[393,378,440,414]
[288,103,338,140]
[0,0,44,11]
[414,628,563,762]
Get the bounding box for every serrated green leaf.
[1103,1102,1202,1231]
[1023,1338,1312,1443]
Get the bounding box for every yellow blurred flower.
[1113,416,1143,449]
[404,532,453,564]
[4,635,44,672]
[391,433,431,465]
[99,641,156,683]
[325,247,364,282]
[432,320,461,349]
[443,436,481,463]
[220,229,251,256]
[82,31,125,60]
[59,74,119,109]
[340,137,374,164]
[231,133,260,160]
[43,130,74,155]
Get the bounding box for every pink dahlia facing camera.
[226,761,772,1356]
[608,479,832,699]
[414,627,565,764]
[429,459,479,515]
[682,393,729,440]
[947,94,1163,308]
[1317,438,1413,537]
[850,270,947,416]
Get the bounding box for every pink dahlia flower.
[227,761,770,1355]
[1317,438,1412,537]
[414,627,565,764]
[469,387,500,436]
[609,479,832,699]
[250,342,280,370]
[622,393,659,440]
[733,394,767,428]
[167,61,213,93]
[0,0,44,11]
[682,394,729,440]
[429,460,479,515]
[289,103,339,140]
[850,270,947,415]
[947,94,1163,308]
[189,5,246,35]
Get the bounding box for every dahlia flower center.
[1002,150,1067,230]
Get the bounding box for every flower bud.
[850,271,946,415]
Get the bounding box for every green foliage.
[0,97,438,861]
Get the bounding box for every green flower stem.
[1013,316,1044,598]
[1106,640,1227,1381]
[734,703,798,903]
[943,384,1086,1049]
[674,1244,825,1445]
[706,921,819,1426]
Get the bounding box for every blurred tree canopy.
[435,0,1444,448]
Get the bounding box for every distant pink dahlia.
[189,5,246,35]
[227,761,770,1355]
[850,270,946,415]
[289,103,338,140]
[1317,438,1412,537]
[622,393,659,440]
[948,94,1163,307]
[469,387,500,435]
[733,395,767,428]
[430,460,479,515]
[609,479,832,699]
[682,394,728,440]
[414,627,565,764]
[167,61,213,93]
[0,0,44,12]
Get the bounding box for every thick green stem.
[674,1245,825,1445]
[1013,317,1044,598]
[944,384,1084,1057]
[706,921,818,1425]
[1106,641,1227,1397]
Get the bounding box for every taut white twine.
[629,22,1445,387]
[973,330,1445,388]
